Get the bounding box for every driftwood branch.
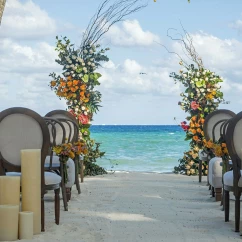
[81,0,147,47]
[159,22,204,69]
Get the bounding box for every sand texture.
[20,172,241,242]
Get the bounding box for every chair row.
[200,109,242,233]
[0,107,83,232]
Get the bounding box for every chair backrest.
[226,112,242,191]
[44,118,66,146]
[212,118,233,142]
[0,107,50,192]
[204,109,236,142]
[45,110,79,143]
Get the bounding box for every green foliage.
[84,162,107,176]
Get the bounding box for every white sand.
[23,172,241,242]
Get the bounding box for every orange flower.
[67,81,73,87]
[60,82,66,87]
[50,81,56,87]
[67,76,72,81]
[221,143,227,148]
[191,116,197,121]
[63,88,68,92]
[200,119,205,124]
[193,136,199,141]
[197,128,202,133]
[80,91,85,97]
[206,140,213,148]
[83,98,89,103]
[80,85,86,91]
[191,129,196,134]
[201,131,204,136]
[73,80,79,86]
[70,87,76,92]
[195,123,200,128]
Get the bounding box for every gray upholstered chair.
[203,109,236,201]
[0,107,61,232]
[224,111,242,232]
[45,110,82,194]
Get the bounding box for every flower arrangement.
[172,63,224,175]
[203,138,229,173]
[53,143,76,183]
[53,141,88,183]
[50,36,109,136]
[49,36,109,175]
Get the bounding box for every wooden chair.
[224,111,242,232]
[0,107,61,232]
[45,110,82,194]
[44,117,71,210]
[203,109,235,192]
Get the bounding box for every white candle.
[0,205,19,241]
[19,211,33,240]
[21,149,41,235]
[0,176,20,206]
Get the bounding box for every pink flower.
[78,114,89,124]
[191,101,199,110]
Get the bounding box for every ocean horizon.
[90,125,189,173]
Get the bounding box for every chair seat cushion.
[45,155,60,168]
[6,171,61,185]
[45,156,75,188]
[208,157,222,188]
[224,170,242,187]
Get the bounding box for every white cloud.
[0,0,56,39]
[0,38,59,73]
[105,19,160,47]
[170,31,242,95]
[99,59,180,96]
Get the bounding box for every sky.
[1,0,242,124]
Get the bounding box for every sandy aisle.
[24,172,241,242]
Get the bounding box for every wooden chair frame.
[0,107,60,232]
[45,110,83,194]
[224,112,242,232]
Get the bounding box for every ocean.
[90,125,189,173]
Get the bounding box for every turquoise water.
[90,125,189,173]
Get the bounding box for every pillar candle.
[0,176,20,206]
[19,211,33,240]
[21,149,41,235]
[0,205,19,241]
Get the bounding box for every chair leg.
[41,195,45,232]
[215,188,222,202]
[212,187,215,197]
[66,188,71,202]
[209,185,211,190]
[80,159,84,183]
[224,190,229,222]
[74,158,81,194]
[54,188,60,225]
[61,181,68,211]
[235,194,240,232]
[199,160,202,183]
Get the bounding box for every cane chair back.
[204,110,236,142]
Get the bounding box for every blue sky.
[1,0,242,124]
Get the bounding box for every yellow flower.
[69,151,75,159]
[50,81,56,87]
